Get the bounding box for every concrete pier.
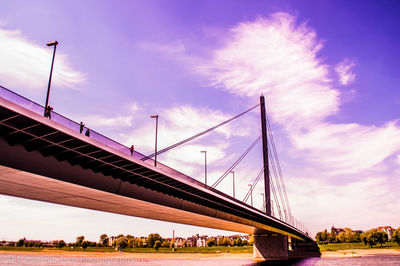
[253,234,321,261]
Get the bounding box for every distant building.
[173,237,185,248]
[196,235,208,247]
[331,226,345,234]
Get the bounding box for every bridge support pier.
[253,235,321,261]
[253,235,289,261]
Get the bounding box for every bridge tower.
[260,95,271,216]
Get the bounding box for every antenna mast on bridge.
[260,95,271,216]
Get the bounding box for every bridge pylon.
[260,95,271,216]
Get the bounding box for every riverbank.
[1,247,400,259]
[0,250,253,260]
[322,248,400,258]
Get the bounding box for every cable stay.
[141,103,260,162]
[265,110,292,218]
[243,166,264,203]
[262,197,269,212]
[268,145,288,223]
[212,134,262,188]
[270,173,283,220]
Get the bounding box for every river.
[1,254,400,265]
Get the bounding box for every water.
[1,254,400,265]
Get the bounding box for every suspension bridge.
[0,85,320,261]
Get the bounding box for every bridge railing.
[0,86,210,188]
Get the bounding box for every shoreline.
[0,250,253,260]
[321,248,400,258]
[1,248,400,260]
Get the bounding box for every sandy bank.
[0,250,253,260]
[322,248,400,258]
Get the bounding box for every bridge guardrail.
[0,86,207,187]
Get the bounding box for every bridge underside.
[0,163,255,234]
[0,94,321,260]
[0,137,281,236]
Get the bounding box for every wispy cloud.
[198,13,338,128]
[196,13,400,177]
[287,176,400,231]
[188,12,400,231]
[0,26,84,91]
[335,58,356,85]
[138,40,186,57]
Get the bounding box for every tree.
[128,238,135,248]
[147,234,163,249]
[361,229,378,248]
[221,237,231,246]
[376,231,388,247]
[337,232,346,243]
[154,240,161,251]
[99,234,109,247]
[81,241,89,249]
[233,237,243,246]
[161,240,170,248]
[16,239,25,247]
[55,240,66,248]
[248,236,254,246]
[115,236,128,251]
[206,237,216,247]
[316,229,330,243]
[329,227,337,243]
[393,228,400,245]
[134,238,143,248]
[76,236,85,247]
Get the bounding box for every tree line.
[7,233,253,251]
[315,227,400,247]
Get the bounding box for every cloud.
[196,12,400,176]
[0,26,84,92]
[287,176,400,233]
[335,58,356,85]
[198,13,338,128]
[79,115,134,128]
[293,121,400,174]
[139,40,186,56]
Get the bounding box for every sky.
[0,0,399,243]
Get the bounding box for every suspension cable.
[268,144,288,222]
[243,167,264,203]
[141,103,260,161]
[270,172,283,220]
[212,134,262,188]
[265,108,292,218]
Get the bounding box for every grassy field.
[318,242,399,251]
[0,246,253,254]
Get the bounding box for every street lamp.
[200,151,207,187]
[150,115,159,167]
[248,184,253,206]
[44,40,58,118]
[230,170,235,198]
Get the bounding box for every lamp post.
[248,184,253,206]
[44,40,58,117]
[150,115,159,167]
[200,151,207,187]
[230,170,235,198]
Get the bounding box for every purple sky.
[0,0,399,242]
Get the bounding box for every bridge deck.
[0,87,313,242]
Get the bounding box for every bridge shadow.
[247,257,320,266]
